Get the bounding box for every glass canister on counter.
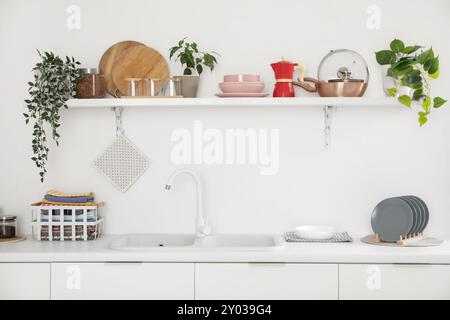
[76,68,106,98]
[0,215,17,239]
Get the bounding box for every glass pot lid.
[317,49,369,83]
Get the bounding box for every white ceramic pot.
[381,65,412,97]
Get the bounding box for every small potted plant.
[375,39,446,125]
[24,50,81,182]
[169,38,218,97]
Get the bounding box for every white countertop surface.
[1,235,450,264]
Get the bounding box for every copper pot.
[295,49,369,97]
[297,77,368,97]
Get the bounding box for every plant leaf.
[398,95,412,108]
[390,39,405,53]
[427,57,439,75]
[433,97,447,108]
[429,69,440,79]
[413,89,424,101]
[387,87,397,97]
[375,50,396,65]
[422,96,431,112]
[418,48,434,65]
[402,45,421,54]
[196,64,203,75]
[418,112,428,126]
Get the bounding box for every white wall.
[1,0,450,237]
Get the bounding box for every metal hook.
[112,107,124,136]
[324,105,334,149]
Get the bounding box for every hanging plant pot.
[375,39,447,126]
[381,66,412,97]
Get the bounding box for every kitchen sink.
[195,234,281,248]
[110,234,282,251]
[110,234,196,250]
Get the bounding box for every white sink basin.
[110,234,282,251]
[195,234,280,248]
[110,234,196,250]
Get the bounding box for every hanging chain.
[113,107,124,136]
[324,105,333,149]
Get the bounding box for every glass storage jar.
[76,68,106,98]
[0,215,17,239]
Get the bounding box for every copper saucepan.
[294,49,369,97]
[296,77,368,97]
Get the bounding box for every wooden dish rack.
[373,233,424,246]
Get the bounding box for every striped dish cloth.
[284,231,353,243]
[47,190,94,197]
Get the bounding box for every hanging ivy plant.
[24,50,81,182]
[375,39,446,126]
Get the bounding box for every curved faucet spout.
[165,168,211,237]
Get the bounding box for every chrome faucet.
[165,168,211,237]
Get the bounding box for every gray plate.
[408,195,429,232]
[371,197,414,242]
[400,196,419,234]
[405,196,424,233]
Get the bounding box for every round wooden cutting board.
[99,40,146,96]
[112,45,169,96]
[0,236,26,244]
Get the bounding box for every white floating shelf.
[67,97,402,109]
[67,97,402,149]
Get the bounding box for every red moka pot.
[271,59,305,97]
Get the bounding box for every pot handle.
[294,63,305,82]
[294,76,319,93]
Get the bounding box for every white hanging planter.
[381,65,413,97]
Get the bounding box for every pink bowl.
[219,81,264,93]
[223,74,261,82]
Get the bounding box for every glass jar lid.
[0,215,16,222]
[80,68,100,74]
[318,49,369,83]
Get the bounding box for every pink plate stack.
[216,74,269,97]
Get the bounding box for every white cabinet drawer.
[195,263,338,300]
[0,263,50,300]
[51,262,194,300]
[339,264,450,300]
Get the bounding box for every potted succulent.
[375,39,446,125]
[24,50,81,182]
[169,38,218,97]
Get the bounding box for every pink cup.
[224,74,260,82]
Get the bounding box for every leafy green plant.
[24,50,81,182]
[169,38,218,75]
[375,39,446,126]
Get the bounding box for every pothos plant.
[24,50,81,182]
[375,39,446,126]
[169,38,218,75]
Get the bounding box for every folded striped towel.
[44,194,94,203]
[43,190,95,204]
[38,199,97,206]
[47,190,94,198]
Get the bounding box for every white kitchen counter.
[0,235,449,264]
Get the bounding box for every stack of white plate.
[371,196,429,242]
